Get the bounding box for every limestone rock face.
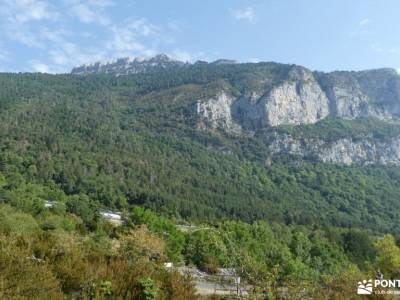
[231,92,266,130]
[197,66,330,130]
[316,68,400,120]
[269,134,400,166]
[195,67,400,133]
[263,67,330,126]
[194,92,241,132]
[191,65,400,165]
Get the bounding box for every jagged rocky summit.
[71,54,186,75]
[71,54,238,75]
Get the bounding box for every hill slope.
[1,60,400,233]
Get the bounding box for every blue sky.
[0,0,399,73]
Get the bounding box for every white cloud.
[0,2,208,73]
[169,50,208,63]
[126,19,158,37]
[30,60,51,73]
[87,0,114,7]
[106,18,159,56]
[370,44,400,60]
[40,27,71,44]
[69,1,110,25]
[50,44,106,67]
[1,1,60,49]
[9,26,45,48]
[0,46,9,62]
[230,7,257,24]
[2,0,57,23]
[371,43,384,53]
[358,18,372,34]
[349,18,373,37]
[7,24,70,49]
[167,20,181,32]
[359,18,371,28]
[248,57,260,63]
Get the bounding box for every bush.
[136,277,158,300]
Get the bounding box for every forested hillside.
[2,63,400,298]
[1,69,400,232]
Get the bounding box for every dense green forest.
[1,65,400,298]
[275,117,400,142]
[2,71,400,232]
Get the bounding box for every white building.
[45,200,56,208]
[99,210,124,225]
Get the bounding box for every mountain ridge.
[71,53,397,76]
[70,54,240,75]
[2,70,400,232]
[69,55,400,166]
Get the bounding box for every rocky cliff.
[71,56,400,165]
[194,66,400,130]
[191,65,400,165]
[72,56,400,130]
[316,68,400,120]
[71,54,186,75]
[268,133,400,166]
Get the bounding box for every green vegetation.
[1,65,400,298]
[2,72,400,233]
[0,204,197,299]
[0,202,398,299]
[275,117,400,142]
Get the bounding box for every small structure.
[100,210,124,226]
[214,269,243,297]
[217,268,236,277]
[176,224,198,232]
[164,262,173,268]
[177,266,247,297]
[45,200,56,208]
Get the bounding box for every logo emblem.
[357,280,373,295]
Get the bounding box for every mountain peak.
[151,53,175,62]
[71,54,244,75]
[71,54,186,75]
[211,59,237,65]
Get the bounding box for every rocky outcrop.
[269,133,400,165]
[71,54,238,75]
[316,68,400,120]
[197,66,331,130]
[72,57,400,131]
[194,92,241,132]
[194,66,400,132]
[71,54,186,75]
[263,67,330,126]
[71,55,400,166]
